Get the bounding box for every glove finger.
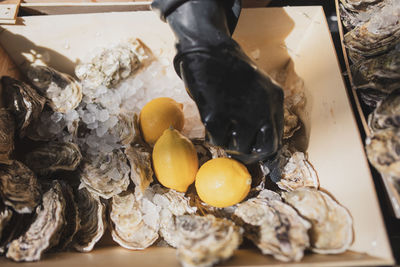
[203,112,231,148]
[252,122,280,158]
[227,120,257,155]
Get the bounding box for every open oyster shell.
[282,188,354,254]
[368,89,400,132]
[125,143,153,194]
[80,149,130,199]
[0,160,41,214]
[233,191,311,262]
[27,65,82,113]
[0,109,15,164]
[175,214,242,267]
[6,181,66,262]
[277,152,319,191]
[366,128,400,177]
[24,142,82,176]
[1,76,45,137]
[73,187,106,252]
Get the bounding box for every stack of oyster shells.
[0,38,354,267]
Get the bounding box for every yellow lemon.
[195,158,251,208]
[139,97,185,145]
[153,128,198,192]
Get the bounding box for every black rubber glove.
[151,0,284,176]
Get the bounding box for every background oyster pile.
[339,0,400,198]
[0,38,353,266]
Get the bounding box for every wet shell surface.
[0,160,41,214]
[0,109,15,164]
[233,191,311,262]
[282,188,354,254]
[175,214,242,267]
[6,181,66,262]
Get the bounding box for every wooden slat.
[0,0,21,21]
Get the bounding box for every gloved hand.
[151,0,284,173]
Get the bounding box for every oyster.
[109,188,159,250]
[277,152,319,191]
[125,143,153,194]
[366,128,400,177]
[283,107,300,139]
[75,39,150,91]
[27,65,82,113]
[0,160,41,213]
[0,109,15,164]
[80,149,130,199]
[0,76,46,137]
[175,214,242,267]
[24,142,82,176]
[193,139,227,167]
[358,88,387,109]
[73,187,106,252]
[0,202,13,240]
[340,0,384,11]
[282,188,354,254]
[6,181,66,262]
[368,88,400,132]
[340,1,384,30]
[233,192,311,262]
[112,113,135,145]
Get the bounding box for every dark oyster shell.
[0,109,15,164]
[0,210,32,255]
[358,88,387,109]
[368,89,400,132]
[6,181,66,262]
[73,187,105,252]
[1,76,45,137]
[0,202,12,241]
[0,160,41,213]
[24,142,82,176]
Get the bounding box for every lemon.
[139,97,185,145]
[195,158,251,208]
[153,128,198,192]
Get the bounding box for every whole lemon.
[139,97,184,145]
[153,128,198,192]
[195,158,251,208]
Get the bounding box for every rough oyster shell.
[0,160,41,214]
[339,1,384,30]
[0,76,46,137]
[75,39,150,91]
[80,149,130,199]
[283,107,301,139]
[366,128,400,177]
[0,109,15,164]
[233,192,311,262]
[175,214,242,267]
[282,188,354,254]
[368,88,400,132]
[192,139,227,167]
[24,142,82,176]
[0,202,13,241]
[340,0,384,11]
[109,188,159,250]
[125,143,153,194]
[277,152,319,191]
[73,187,106,252]
[6,181,66,262]
[358,88,387,109]
[27,65,82,113]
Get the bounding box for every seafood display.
[0,35,354,266]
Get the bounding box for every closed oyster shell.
[339,1,384,30]
[368,89,400,132]
[6,181,66,262]
[282,188,354,254]
[283,107,300,139]
[0,203,13,241]
[24,142,82,176]
[340,0,384,11]
[175,214,242,267]
[80,149,130,199]
[358,88,387,109]
[1,76,45,137]
[0,109,15,164]
[0,160,41,213]
[125,143,153,194]
[112,113,135,145]
[73,187,106,252]
[233,192,311,262]
[366,128,400,177]
[277,152,319,191]
[27,65,82,113]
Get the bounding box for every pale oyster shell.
[80,149,130,199]
[340,0,383,11]
[366,128,400,177]
[24,142,82,176]
[233,192,311,262]
[368,89,400,132]
[277,152,319,191]
[0,109,15,165]
[0,160,41,214]
[282,188,354,254]
[73,187,106,252]
[125,143,153,194]
[175,214,242,267]
[6,181,66,262]
[27,65,82,113]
